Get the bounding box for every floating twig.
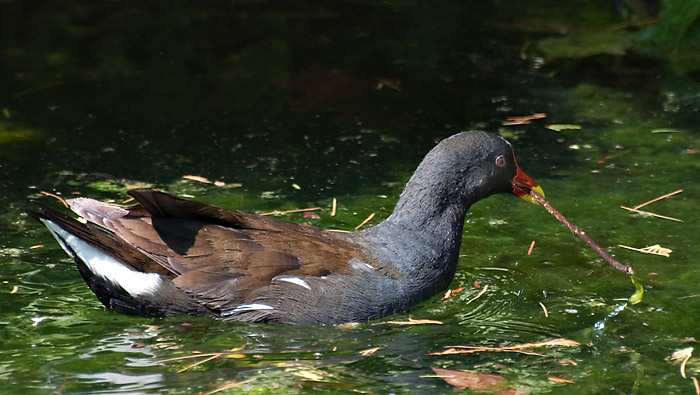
[354,213,375,230]
[375,77,402,92]
[465,284,489,305]
[618,189,684,222]
[633,189,683,209]
[260,207,321,216]
[430,338,579,356]
[331,198,337,216]
[13,80,64,98]
[603,17,658,31]
[387,318,443,325]
[527,240,536,255]
[40,191,68,208]
[530,190,634,275]
[507,113,547,122]
[619,206,683,222]
[539,302,549,317]
[502,120,530,126]
[203,378,257,395]
[683,355,692,379]
[158,352,226,372]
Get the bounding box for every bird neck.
[384,163,479,236]
[363,169,480,286]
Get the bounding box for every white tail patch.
[41,219,162,297]
[277,276,311,289]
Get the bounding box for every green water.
[2,1,700,393]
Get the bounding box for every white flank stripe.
[277,276,311,289]
[42,219,162,297]
[229,303,274,313]
[350,258,375,271]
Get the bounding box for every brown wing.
[66,189,393,312]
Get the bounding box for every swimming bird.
[27,130,543,325]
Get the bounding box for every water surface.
[1,1,699,393]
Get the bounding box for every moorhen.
[27,131,543,325]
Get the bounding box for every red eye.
[495,155,506,168]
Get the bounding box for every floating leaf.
[629,277,644,305]
[545,124,582,132]
[291,183,301,190]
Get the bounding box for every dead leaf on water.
[503,113,546,126]
[359,347,381,356]
[548,377,575,384]
[431,367,525,394]
[618,244,672,257]
[183,175,213,184]
[670,347,694,378]
[441,287,465,300]
[182,175,237,188]
[291,368,326,382]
